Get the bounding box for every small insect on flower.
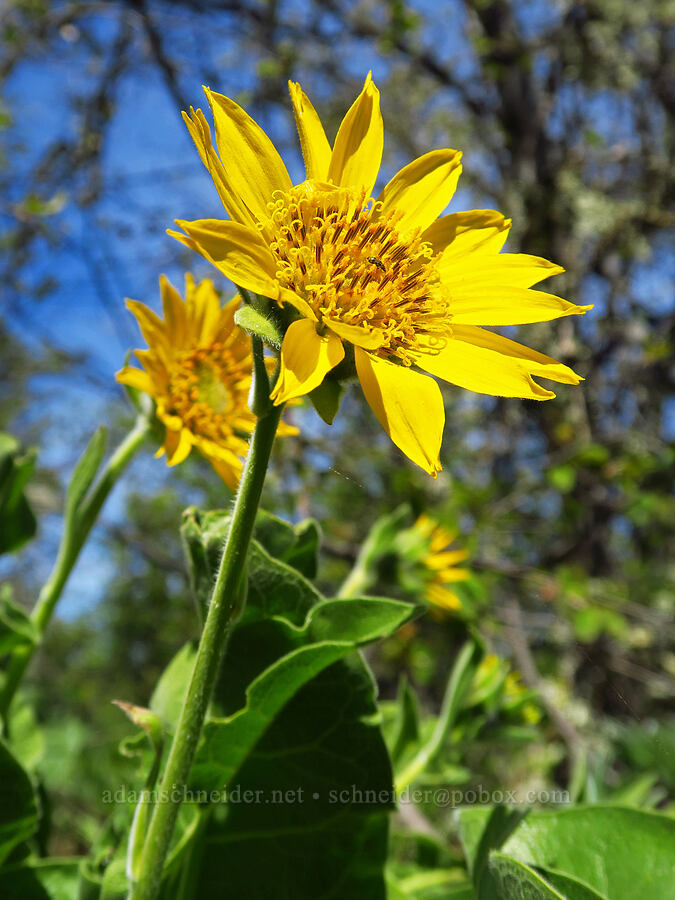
[367,256,386,272]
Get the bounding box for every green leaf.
[191,652,393,898]
[6,699,44,773]
[0,584,37,655]
[192,597,414,793]
[388,676,421,765]
[489,853,607,900]
[153,507,416,897]
[472,806,529,898]
[112,701,163,754]
[244,540,322,626]
[395,640,483,791]
[100,855,128,899]
[234,304,282,347]
[0,433,37,554]
[500,806,675,900]
[167,581,412,897]
[150,642,198,730]
[308,378,344,424]
[182,507,322,619]
[541,868,609,900]
[254,510,321,579]
[387,869,475,899]
[65,427,107,521]
[0,737,39,865]
[0,859,81,899]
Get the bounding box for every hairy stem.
[130,347,282,899]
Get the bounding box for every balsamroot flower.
[116,274,294,487]
[412,514,470,613]
[171,75,591,474]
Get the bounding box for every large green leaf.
[151,507,416,899]
[0,859,81,899]
[191,650,394,899]
[192,596,415,793]
[0,433,37,555]
[0,737,39,865]
[459,806,675,900]
[489,854,606,900]
[501,806,675,900]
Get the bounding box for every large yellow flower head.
[117,274,285,488]
[170,74,591,475]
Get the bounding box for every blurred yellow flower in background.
[413,514,470,613]
[116,274,294,487]
[170,74,590,475]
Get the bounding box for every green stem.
[337,561,373,599]
[0,418,149,722]
[129,371,282,900]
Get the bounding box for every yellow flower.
[414,514,470,613]
[170,75,591,475]
[116,274,288,487]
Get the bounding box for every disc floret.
[264,182,452,364]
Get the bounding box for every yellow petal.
[426,549,470,569]
[324,318,386,349]
[327,73,382,196]
[115,366,155,395]
[355,349,443,475]
[376,149,463,234]
[164,428,193,466]
[412,341,556,400]
[169,219,280,299]
[451,325,583,385]
[279,287,318,322]
[204,87,292,223]
[189,276,223,344]
[436,568,471,583]
[209,456,242,490]
[125,299,168,351]
[426,584,463,612]
[181,107,254,226]
[159,275,187,346]
[288,81,332,182]
[271,319,344,404]
[135,349,168,385]
[423,210,511,262]
[444,253,564,289]
[449,286,592,326]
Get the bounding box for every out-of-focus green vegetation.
[0,0,673,889]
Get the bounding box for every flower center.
[166,343,249,441]
[264,182,451,363]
